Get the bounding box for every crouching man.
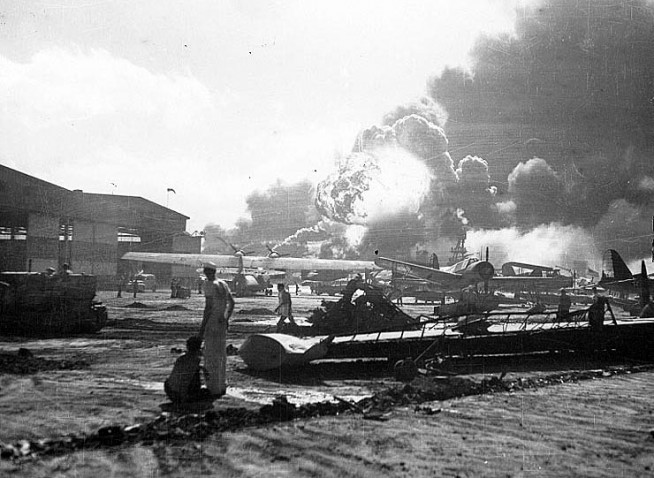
[164,336,212,403]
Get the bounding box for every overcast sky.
[0,0,519,232]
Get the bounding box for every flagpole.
[166,188,176,208]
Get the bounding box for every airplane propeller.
[265,244,290,258]
[217,237,255,256]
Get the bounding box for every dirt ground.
[1,289,653,477]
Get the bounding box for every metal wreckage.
[0,271,108,336]
[239,255,654,374]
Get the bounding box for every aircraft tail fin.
[601,249,633,283]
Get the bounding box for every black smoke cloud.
[452,155,500,229]
[593,199,653,260]
[381,96,448,129]
[506,157,566,227]
[428,0,654,261]
[205,0,654,264]
[203,179,319,255]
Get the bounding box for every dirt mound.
[358,365,654,415]
[162,305,189,311]
[125,302,150,308]
[237,308,274,315]
[0,350,89,375]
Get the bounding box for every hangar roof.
[0,165,188,231]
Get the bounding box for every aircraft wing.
[491,275,573,291]
[121,252,379,272]
[502,262,557,272]
[122,252,242,268]
[374,256,461,287]
[599,275,654,292]
[241,255,379,272]
[375,255,495,292]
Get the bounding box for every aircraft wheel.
[394,358,418,382]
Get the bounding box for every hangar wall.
[26,213,59,272]
[72,221,118,276]
[1,165,197,287]
[172,234,203,279]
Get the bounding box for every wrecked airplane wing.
[238,334,334,371]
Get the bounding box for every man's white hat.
[202,262,218,270]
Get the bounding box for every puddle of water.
[91,377,163,391]
[87,378,369,406]
[231,316,311,326]
[226,386,370,405]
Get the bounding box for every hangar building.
[0,165,201,288]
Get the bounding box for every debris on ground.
[0,398,351,461]
[2,363,652,461]
[304,281,419,335]
[0,349,89,375]
[171,345,237,355]
[394,358,419,382]
[0,272,108,336]
[260,395,296,421]
[17,348,33,358]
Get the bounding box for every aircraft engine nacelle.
[464,261,495,284]
[232,274,263,296]
[242,275,261,288]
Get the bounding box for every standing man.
[557,288,571,321]
[199,262,235,397]
[116,274,124,298]
[275,283,296,331]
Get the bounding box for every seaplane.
[121,247,381,296]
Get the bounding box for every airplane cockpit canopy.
[450,256,480,274]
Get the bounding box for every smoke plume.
[466,224,600,272]
[427,0,654,262]
[206,0,654,268]
[203,179,319,255]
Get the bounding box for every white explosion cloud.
[315,147,432,225]
[466,224,600,271]
[344,224,368,249]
